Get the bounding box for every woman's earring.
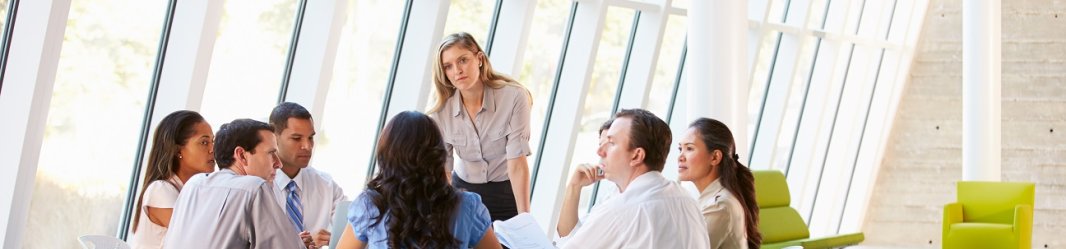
[178,154,183,159]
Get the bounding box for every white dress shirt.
[558,171,711,249]
[699,179,749,249]
[273,166,347,233]
[163,169,304,249]
[129,175,182,249]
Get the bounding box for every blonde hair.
[429,32,529,114]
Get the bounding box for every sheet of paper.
[493,213,556,249]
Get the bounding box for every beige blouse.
[699,179,749,249]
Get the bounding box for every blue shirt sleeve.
[460,192,492,244]
[347,191,377,242]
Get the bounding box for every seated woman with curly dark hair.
[337,111,502,249]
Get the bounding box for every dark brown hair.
[213,119,273,168]
[614,109,672,171]
[367,111,461,248]
[133,110,204,231]
[269,102,313,133]
[690,118,761,248]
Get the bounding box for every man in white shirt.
[164,119,307,249]
[270,102,346,248]
[555,109,710,248]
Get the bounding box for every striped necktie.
[285,181,305,232]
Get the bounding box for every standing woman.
[128,110,215,249]
[429,32,533,221]
[677,118,761,249]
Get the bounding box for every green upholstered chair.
[754,170,864,249]
[943,181,1035,249]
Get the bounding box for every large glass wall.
[0,0,928,243]
[565,6,636,211]
[0,0,9,51]
[518,0,570,184]
[198,0,298,125]
[313,0,405,195]
[442,0,494,46]
[646,15,687,121]
[23,1,167,247]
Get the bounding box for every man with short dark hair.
[269,102,345,248]
[555,109,709,248]
[164,119,306,249]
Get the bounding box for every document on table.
[493,213,556,249]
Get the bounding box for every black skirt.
[452,173,519,222]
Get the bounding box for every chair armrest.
[1014,204,1033,249]
[798,233,864,249]
[943,202,963,237]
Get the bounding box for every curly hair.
[367,111,462,248]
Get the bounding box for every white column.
[962,0,1000,181]
[528,0,607,237]
[383,0,448,117]
[687,0,748,152]
[281,0,347,123]
[485,0,536,76]
[0,0,71,247]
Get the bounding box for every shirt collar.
[622,171,664,194]
[699,179,726,202]
[449,86,496,117]
[274,168,300,190]
[168,174,185,191]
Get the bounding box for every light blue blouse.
[348,190,492,248]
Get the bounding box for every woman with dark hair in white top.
[128,110,214,249]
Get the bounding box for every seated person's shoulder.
[305,167,341,185]
[180,173,209,188]
[212,173,269,190]
[459,191,483,204]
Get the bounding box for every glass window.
[199,0,298,125]
[424,0,497,112]
[793,43,851,221]
[519,0,569,182]
[0,0,8,45]
[672,0,690,10]
[567,7,636,212]
[24,1,167,247]
[749,32,803,170]
[770,35,818,172]
[646,15,687,119]
[808,44,880,236]
[443,0,495,48]
[313,0,405,196]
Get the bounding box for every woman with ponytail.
[677,118,761,249]
[337,111,502,249]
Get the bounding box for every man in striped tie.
[271,102,347,249]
